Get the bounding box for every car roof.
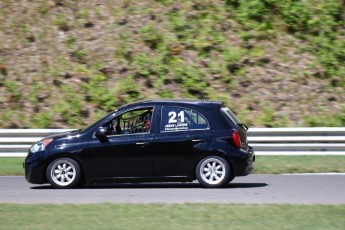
[118,99,223,110]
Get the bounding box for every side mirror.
[95,127,107,139]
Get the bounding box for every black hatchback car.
[24,99,255,188]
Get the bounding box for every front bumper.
[24,150,48,184]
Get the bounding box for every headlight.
[30,138,53,153]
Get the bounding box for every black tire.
[228,174,235,183]
[195,156,231,188]
[46,158,81,189]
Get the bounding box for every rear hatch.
[220,107,249,151]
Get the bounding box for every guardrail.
[0,128,344,157]
[248,128,345,155]
[0,129,73,157]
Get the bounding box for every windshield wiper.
[71,129,82,133]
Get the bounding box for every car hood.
[43,130,81,141]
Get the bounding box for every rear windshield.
[221,107,241,125]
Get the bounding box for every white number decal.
[178,111,185,123]
[168,111,177,123]
[168,111,185,123]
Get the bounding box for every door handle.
[136,142,148,146]
[192,139,205,142]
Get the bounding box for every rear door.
[152,106,212,177]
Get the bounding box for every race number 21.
[168,111,185,123]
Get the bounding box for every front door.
[85,106,155,180]
[86,134,154,180]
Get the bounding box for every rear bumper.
[232,145,255,176]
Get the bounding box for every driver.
[140,109,152,132]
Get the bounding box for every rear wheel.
[46,158,81,189]
[196,156,231,188]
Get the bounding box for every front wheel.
[195,156,231,188]
[46,158,81,189]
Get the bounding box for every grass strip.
[256,155,345,174]
[1,156,345,176]
[0,203,344,230]
[0,157,25,176]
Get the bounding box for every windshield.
[80,110,116,134]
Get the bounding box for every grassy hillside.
[0,0,344,128]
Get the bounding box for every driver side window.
[104,107,153,136]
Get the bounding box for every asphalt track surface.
[1,174,344,204]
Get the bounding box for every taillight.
[232,130,242,148]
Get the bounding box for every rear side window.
[221,107,241,125]
[161,106,209,132]
[221,107,248,131]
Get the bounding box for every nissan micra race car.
[25,99,255,188]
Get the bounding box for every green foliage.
[38,5,49,15]
[59,84,84,126]
[27,80,44,103]
[257,104,274,127]
[0,0,344,128]
[278,0,341,34]
[155,0,173,5]
[65,35,77,49]
[32,112,54,128]
[314,37,345,78]
[227,0,345,78]
[131,53,167,78]
[80,74,117,112]
[4,80,21,102]
[158,90,173,98]
[0,111,14,128]
[171,63,208,97]
[53,13,69,31]
[140,23,164,49]
[222,47,245,64]
[305,108,345,127]
[229,0,273,31]
[117,75,142,103]
[71,49,87,59]
[168,10,193,42]
[278,0,345,78]
[79,9,90,20]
